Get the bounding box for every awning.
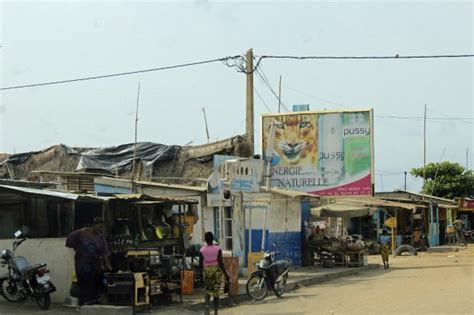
[311,204,375,218]
[311,195,422,218]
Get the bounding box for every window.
[213,206,233,251]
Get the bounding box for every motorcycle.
[462,230,474,243]
[0,230,56,310]
[246,243,291,301]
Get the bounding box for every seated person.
[413,227,421,247]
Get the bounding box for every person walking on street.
[379,230,391,269]
[199,232,230,315]
[66,217,112,305]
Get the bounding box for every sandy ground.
[218,245,474,315]
[1,245,472,315]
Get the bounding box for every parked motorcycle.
[246,243,291,301]
[0,230,56,310]
[462,230,474,243]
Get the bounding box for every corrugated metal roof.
[269,188,320,199]
[135,180,207,192]
[376,190,456,204]
[94,177,206,192]
[0,185,108,201]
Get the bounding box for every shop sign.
[459,198,474,211]
[384,217,397,229]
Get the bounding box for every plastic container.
[181,270,194,295]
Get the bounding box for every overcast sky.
[0,1,472,192]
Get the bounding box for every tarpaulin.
[76,142,180,173]
[0,145,85,166]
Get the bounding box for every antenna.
[278,75,282,113]
[131,82,141,192]
[202,107,210,143]
[423,104,427,195]
[467,148,469,170]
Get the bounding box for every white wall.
[0,238,74,303]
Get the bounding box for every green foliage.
[410,161,473,199]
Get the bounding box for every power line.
[258,54,474,62]
[0,56,242,91]
[254,87,274,112]
[256,68,290,112]
[283,85,345,108]
[375,115,473,120]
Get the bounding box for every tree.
[410,161,474,199]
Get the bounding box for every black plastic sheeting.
[0,145,85,166]
[1,152,36,165]
[76,142,181,173]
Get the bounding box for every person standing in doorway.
[66,217,112,305]
[453,217,465,242]
[199,231,230,315]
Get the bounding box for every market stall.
[302,202,373,267]
[105,195,198,309]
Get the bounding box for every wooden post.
[200,199,206,244]
[246,49,254,156]
[392,209,398,257]
[248,207,252,255]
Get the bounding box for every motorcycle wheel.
[0,279,23,302]
[274,274,288,298]
[34,292,51,310]
[246,274,268,301]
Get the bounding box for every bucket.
[181,270,194,295]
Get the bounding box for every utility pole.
[278,75,282,113]
[202,107,210,143]
[246,49,254,156]
[423,104,427,195]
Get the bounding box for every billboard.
[262,109,374,196]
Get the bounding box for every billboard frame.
[260,108,374,197]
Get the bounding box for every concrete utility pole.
[246,49,254,156]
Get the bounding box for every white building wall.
[0,238,74,303]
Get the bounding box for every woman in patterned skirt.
[199,232,230,315]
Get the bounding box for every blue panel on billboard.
[292,104,310,112]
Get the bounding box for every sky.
[0,1,473,193]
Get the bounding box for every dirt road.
[220,245,473,315]
[1,246,472,315]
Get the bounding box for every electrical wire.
[256,68,290,112]
[283,85,345,108]
[0,56,242,91]
[376,115,473,120]
[258,54,474,61]
[254,87,274,112]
